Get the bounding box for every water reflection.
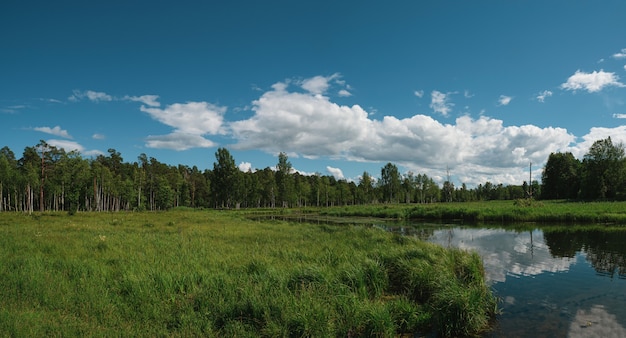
[254,215,626,336]
[392,224,626,337]
[395,226,576,283]
[544,229,626,279]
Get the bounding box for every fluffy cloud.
[230,76,577,186]
[300,73,341,95]
[141,102,226,135]
[326,166,345,180]
[338,89,352,97]
[69,90,113,102]
[69,90,161,107]
[230,81,371,156]
[34,126,72,138]
[612,48,626,59]
[430,90,454,116]
[46,139,102,157]
[124,95,160,107]
[238,162,253,172]
[566,126,626,159]
[46,139,83,152]
[498,95,513,106]
[140,102,226,150]
[145,132,216,150]
[560,70,625,93]
[536,90,553,103]
[414,90,424,98]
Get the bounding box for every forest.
[0,137,622,213]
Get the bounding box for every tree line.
[0,141,545,213]
[541,137,626,200]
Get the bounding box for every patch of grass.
[317,200,626,224]
[0,210,497,336]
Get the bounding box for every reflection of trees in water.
[586,248,626,279]
[385,226,436,241]
[544,229,626,279]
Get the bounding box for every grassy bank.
[317,200,626,224]
[0,210,497,337]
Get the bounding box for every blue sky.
[2,1,626,186]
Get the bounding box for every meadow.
[0,209,497,337]
[317,200,626,224]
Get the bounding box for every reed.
[318,200,626,224]
[0,210,497,336]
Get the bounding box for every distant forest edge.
[0,137,623,213]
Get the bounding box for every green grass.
[317,200,626,224]
[0,210,497,337]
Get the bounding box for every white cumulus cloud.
[536,90,553,103]
[230,79,371,157]
[338,89,352,97]
[326,166,345,180]
[140,101,227,150]
[560,70,625,93]
[145,132,216,151]
[430,90,454,116]
[567,126,626,159]
[498,95,513,106]
[45,139,103,157]
[33,126,72,139]
[612,48,626,59]
[229,76,578,186]
[124,95,160,107]
[300,73,341,95]
[238,162,253,172]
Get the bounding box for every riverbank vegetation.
[0,210,497,336]
[316,200,626,224]
[1,136,624,213]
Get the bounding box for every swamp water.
[388,224,626,337]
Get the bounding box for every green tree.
[211,148,237,208]
[380,162,400,203]
[58,151,90,214]
[276,152,294,207]
[580,137,626,200]
[357,171,374,204]
[541,152,580,200]
[258,167,277,207]
[19,146,42,213]
[0,147,18,211]
[402,172,415,203]
[294,173,311,207]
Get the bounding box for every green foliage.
[380,162,401,203]
[0,210,497,336]
[319,200,626,224]
[580,137,626,200]
[7,135,626,215]
[211,147,238,208]
[541,152,580,199]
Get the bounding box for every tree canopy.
[3,137,623,213]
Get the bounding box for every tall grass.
[0,210,497,336]
[319,200,626,224]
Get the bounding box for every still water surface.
[389,224,626,337]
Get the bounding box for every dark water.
[391,224,626,337]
